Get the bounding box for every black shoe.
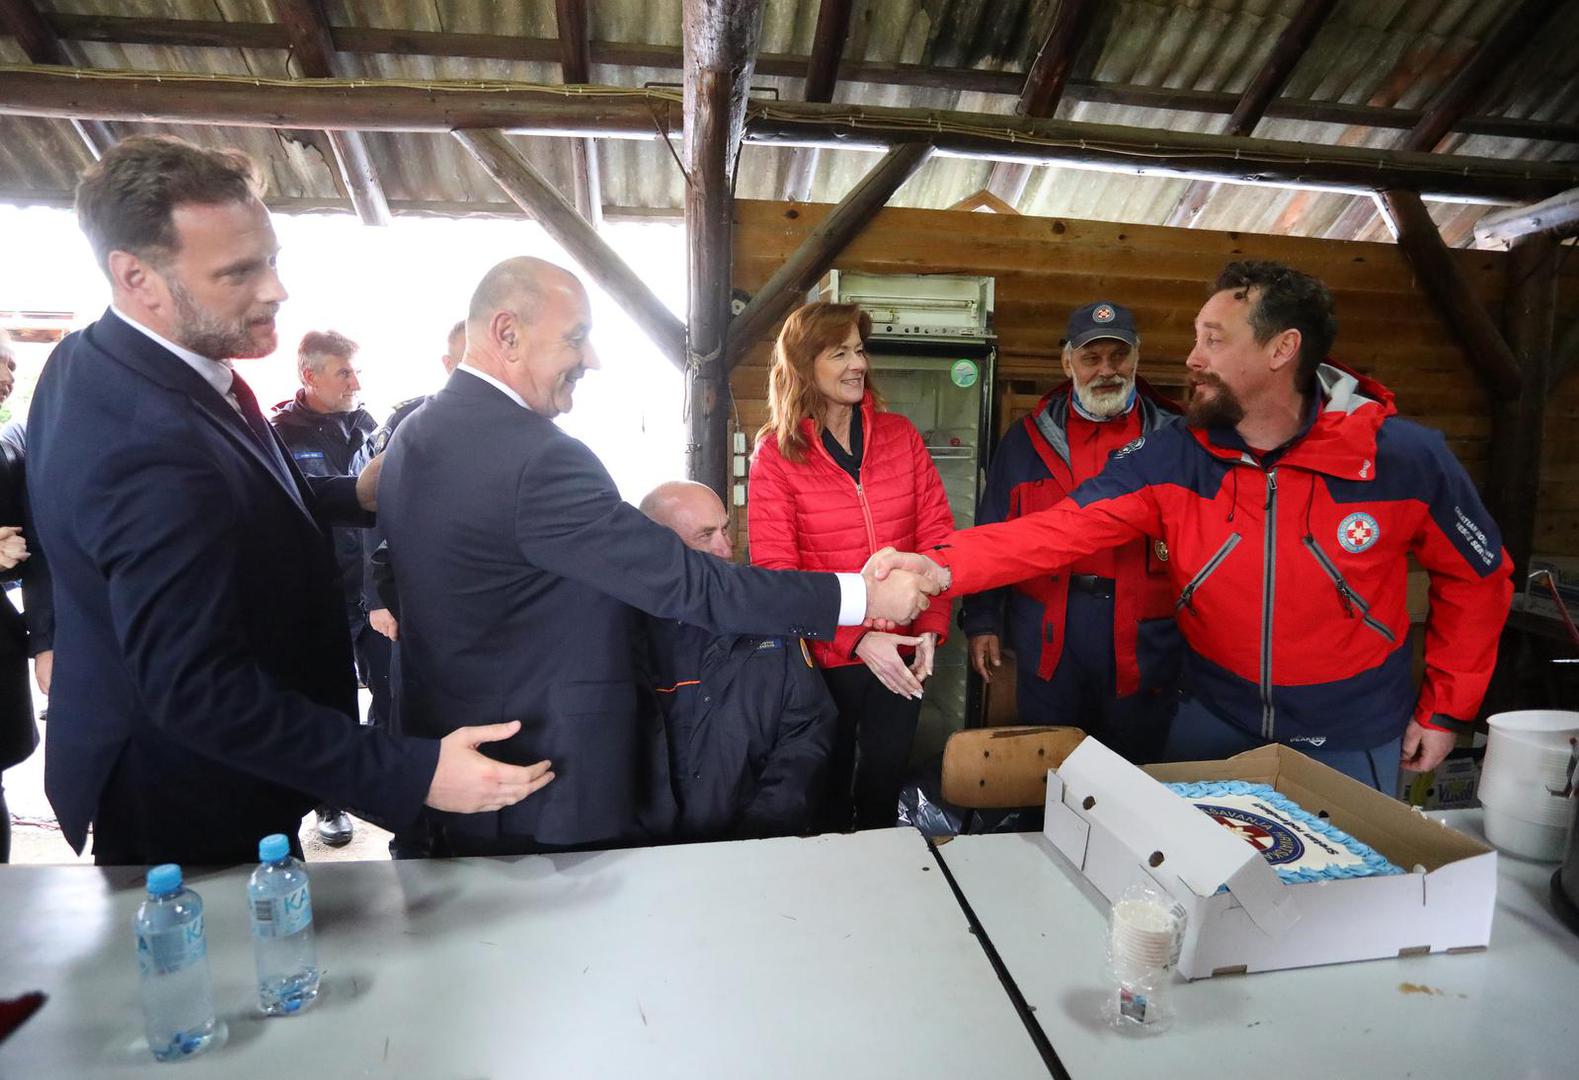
[316,808,354,847]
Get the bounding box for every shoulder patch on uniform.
[1337,512,1379,554]
[1111,436,1145,460]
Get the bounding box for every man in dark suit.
[27,136,554,866]
[379,257,937,856]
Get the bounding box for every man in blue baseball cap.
[961,300,1182,762]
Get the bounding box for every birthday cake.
[1164,781,1405,884]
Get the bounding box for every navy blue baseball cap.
[1065,300,1138,349]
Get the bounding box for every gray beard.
[1073,377,1133,418]
[166,277,269,361]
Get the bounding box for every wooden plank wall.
[729,200,1579,558]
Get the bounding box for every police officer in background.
[269,329,380,847]
[962,301,1182,763]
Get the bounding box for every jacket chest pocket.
[1300,537,1396,643]
[1010,478,1068,518]
[1176,533,1242,614]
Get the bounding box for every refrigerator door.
[869,348,993,760]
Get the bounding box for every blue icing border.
[1165,781,1405,885]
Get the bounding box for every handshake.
[860,547,952,628]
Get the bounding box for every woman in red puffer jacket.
[748,302,954,832]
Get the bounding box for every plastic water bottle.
[134,864,218,1061]
[247,833,320,1015]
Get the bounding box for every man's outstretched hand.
[1400,720,1456,775]
[426,720,555,813]
[861,547,942,627]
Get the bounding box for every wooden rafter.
[780,0,854,203]
[986,0,1100,209]
[269,0,389,226]
[9,68,1577,204]
[1374,189,1521,395]
[554,0,602,228]
[683,0,763,498]
[1402,0,1559,153]
[1473,186,1579,248]
[948,189,1019,214]
[1165,0,1337,229]
[0,0,112,157]
[17,11,1579,146]
[728,142,933,364]
[452,129,686,369]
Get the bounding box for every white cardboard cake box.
[1042,739,1498,980]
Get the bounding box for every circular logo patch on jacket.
[1337,512,1380,554]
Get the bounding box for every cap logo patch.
[1093,304,1116,323]
[1338,512,1379,554]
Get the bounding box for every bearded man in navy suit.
[28,136,554,866]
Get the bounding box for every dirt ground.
[5,684,393,867]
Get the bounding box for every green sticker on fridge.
[950,359,978,388]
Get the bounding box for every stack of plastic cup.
[1103,883,1186,1035]
[1479,711,1579,862]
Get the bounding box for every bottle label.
[251,884,312,939]
[137,914,206,975]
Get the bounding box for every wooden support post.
[269,0,390,226]
[1491,234,1557,576]
[1551,316,1579,394]
[0,0,112,156]
[1473,186,1579,248]
[984,0,1100,209]
[554,0,603,229]
[727,142,933,363]
[1167,0,1336,228]
[780,0,853,203]
[1376,189,1521,395]
[1402,0,1558,153]
[683,0,763,498]
[452,129,687,370]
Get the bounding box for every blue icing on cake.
[1165,781,1405,885]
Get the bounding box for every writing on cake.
[1164,781,1405,884]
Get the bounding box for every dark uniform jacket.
[646,618,836,841]
[379,368,844,850]
[269,392,377,617]
[0,439,37,772]
[27,310,437,861]
[351,394,426,612]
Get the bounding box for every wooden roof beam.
[7,67,1579,203]
[0,0,112,157]
[1403,0,1558,153]
[1473,186,1579,248]
[985,0,1101,207]
[1374,189,1521,396]
[269,0,389,226]
[554,0,602,229]
[781,0,854,203]
[452,129,686,370]
[728,142,933,365]
[1166,0,1337,229]
[683,0,764,497]
[25,13,1579,145]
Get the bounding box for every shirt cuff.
[835,572,867,626]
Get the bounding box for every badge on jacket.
[1153,539,1169,562]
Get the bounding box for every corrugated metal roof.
[2,0,1575,244]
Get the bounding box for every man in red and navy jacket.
[960,301,1182,763]
[893,262,1513,793]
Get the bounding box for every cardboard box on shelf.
[1400,750,1482,810]
[1042,740,1497,980]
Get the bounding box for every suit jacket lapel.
[88,311,318,525]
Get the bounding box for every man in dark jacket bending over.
[641,481,836,840]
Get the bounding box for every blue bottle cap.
[146,864,182,895]
[258,834,290,863]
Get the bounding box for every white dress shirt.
[110,305,238,407]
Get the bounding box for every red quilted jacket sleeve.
[906,422,955,645]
